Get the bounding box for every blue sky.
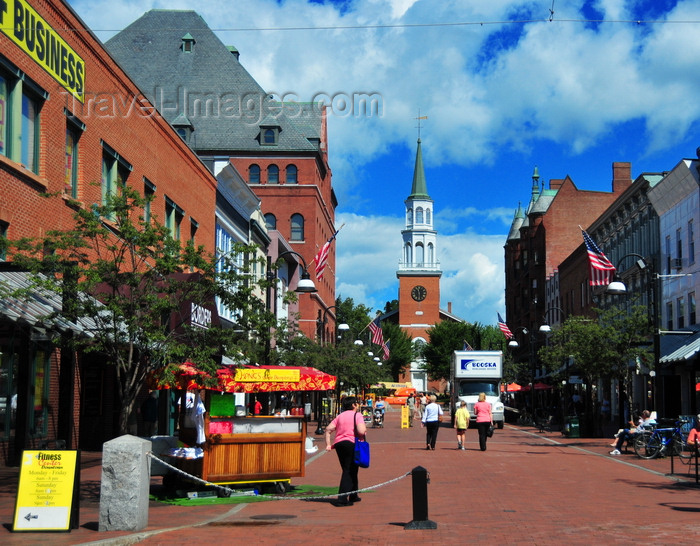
[68,0,700,326]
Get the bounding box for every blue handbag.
[354,414,370,468]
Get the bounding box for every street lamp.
[276,251,317,293]
[539,306,565,333]
[316,305,349,345]
[508,327,537,419]
[605,253,658,422]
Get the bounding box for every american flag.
[368,316,384,346]
[463,340,473,351]
[497,313,513,339]
[313,229,339,280]
[582,229,616,286]
[381,339,390,360]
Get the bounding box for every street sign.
[13,450,79,532]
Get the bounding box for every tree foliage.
[4,187,273,434]
[422,320,510,381]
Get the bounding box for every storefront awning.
[659,325,700,364]
[0,271,99,337]
[164,363,336,393]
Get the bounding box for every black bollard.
[404,466,437,530]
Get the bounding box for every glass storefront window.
[0,348,18,440]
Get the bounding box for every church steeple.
[399,138,440,275]
[408,138,430,199]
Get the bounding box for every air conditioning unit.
[671,258,683,269]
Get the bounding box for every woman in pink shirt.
[474,392,493,451]
[325,396,367,506]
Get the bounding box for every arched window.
[249,164,260,184]
[415,243,425,265]
[426,208,431,225]
[404,242,412,264]
[427,243,434,264]
[286,165,298,184]
[407,208,413,225]
[265,213,276,230]
[268,165,279,184]
[264,129,276,144]
[416,207,424,224]
[291,213,304,241]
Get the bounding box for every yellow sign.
[401,406,410,429]
[0,0,85,102]
[13,450,79,531]
[234,368,300,382]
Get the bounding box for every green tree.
[4,186,271,434]
[422,320,508,381]
[538,306,651,432]
[381,322,414,380]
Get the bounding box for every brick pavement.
[1,407,699,545]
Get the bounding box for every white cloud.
[68,0,700,326]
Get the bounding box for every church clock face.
[411,285,427,302]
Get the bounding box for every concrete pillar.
[99,434,151,531]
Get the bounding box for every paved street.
[1,407,699,544]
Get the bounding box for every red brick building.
[106,11,338,341]
[504,164,631,376]
[1,0,219,463]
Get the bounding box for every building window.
[407,208,413,225]
[290,213,304,241]
[0,62,47,172]
[144,179,156,224]
[190,218,198,244]
[0,74,7,158]
[665,235,671,274]
[427,242,434,264]
[101,143,132,213]
[264,213,276,230]
[261,127,279,145]
[416,207,424,224]
[677,296,685,329]
[268,165,279,184]
[689,292,696,326]
[249,164,260,184]
[286,165,297,184]
[676,228,683,262]
[20,92,39,172]
[689,220,695,265]
[0,221,7,261]
[415,243,424,265]
[426,208,431,225]
[65,113,84,198]
[165,197,184,241]
[404,242,412,264]
[666,301,673,331]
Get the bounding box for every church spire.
[408,138,430,200]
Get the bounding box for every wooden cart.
[166,391,307,493]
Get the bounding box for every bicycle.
[633,419,691,460]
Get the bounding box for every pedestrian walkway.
[1,408,699,544]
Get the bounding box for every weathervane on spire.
[415,110,428,139]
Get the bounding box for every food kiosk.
[160,364,336,493]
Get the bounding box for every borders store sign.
[1,0,85,102]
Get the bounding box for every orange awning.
[159,363,336,393]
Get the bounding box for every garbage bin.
[567,416,580,438]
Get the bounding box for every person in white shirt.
[421,394,443,450]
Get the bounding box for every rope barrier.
[146,451,412,501]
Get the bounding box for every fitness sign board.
[13,450,79,532]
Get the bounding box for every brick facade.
[1,0,218,464]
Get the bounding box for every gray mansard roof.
[106,10,322,154]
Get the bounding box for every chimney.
[549,178,564,190]
[448,302,452,314]
[612,162,632,193]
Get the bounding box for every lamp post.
[316,305,350,346]
[264,251,318,365]
[508,327,536,419]
[605,253,658,425]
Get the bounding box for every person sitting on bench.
[610,410,655,455]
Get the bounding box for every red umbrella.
[533,382,553,390]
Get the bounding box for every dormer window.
[172,112,194,143]
[182,33,195,53]
[259,116,281,146]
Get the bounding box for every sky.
[67,0,700,326]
